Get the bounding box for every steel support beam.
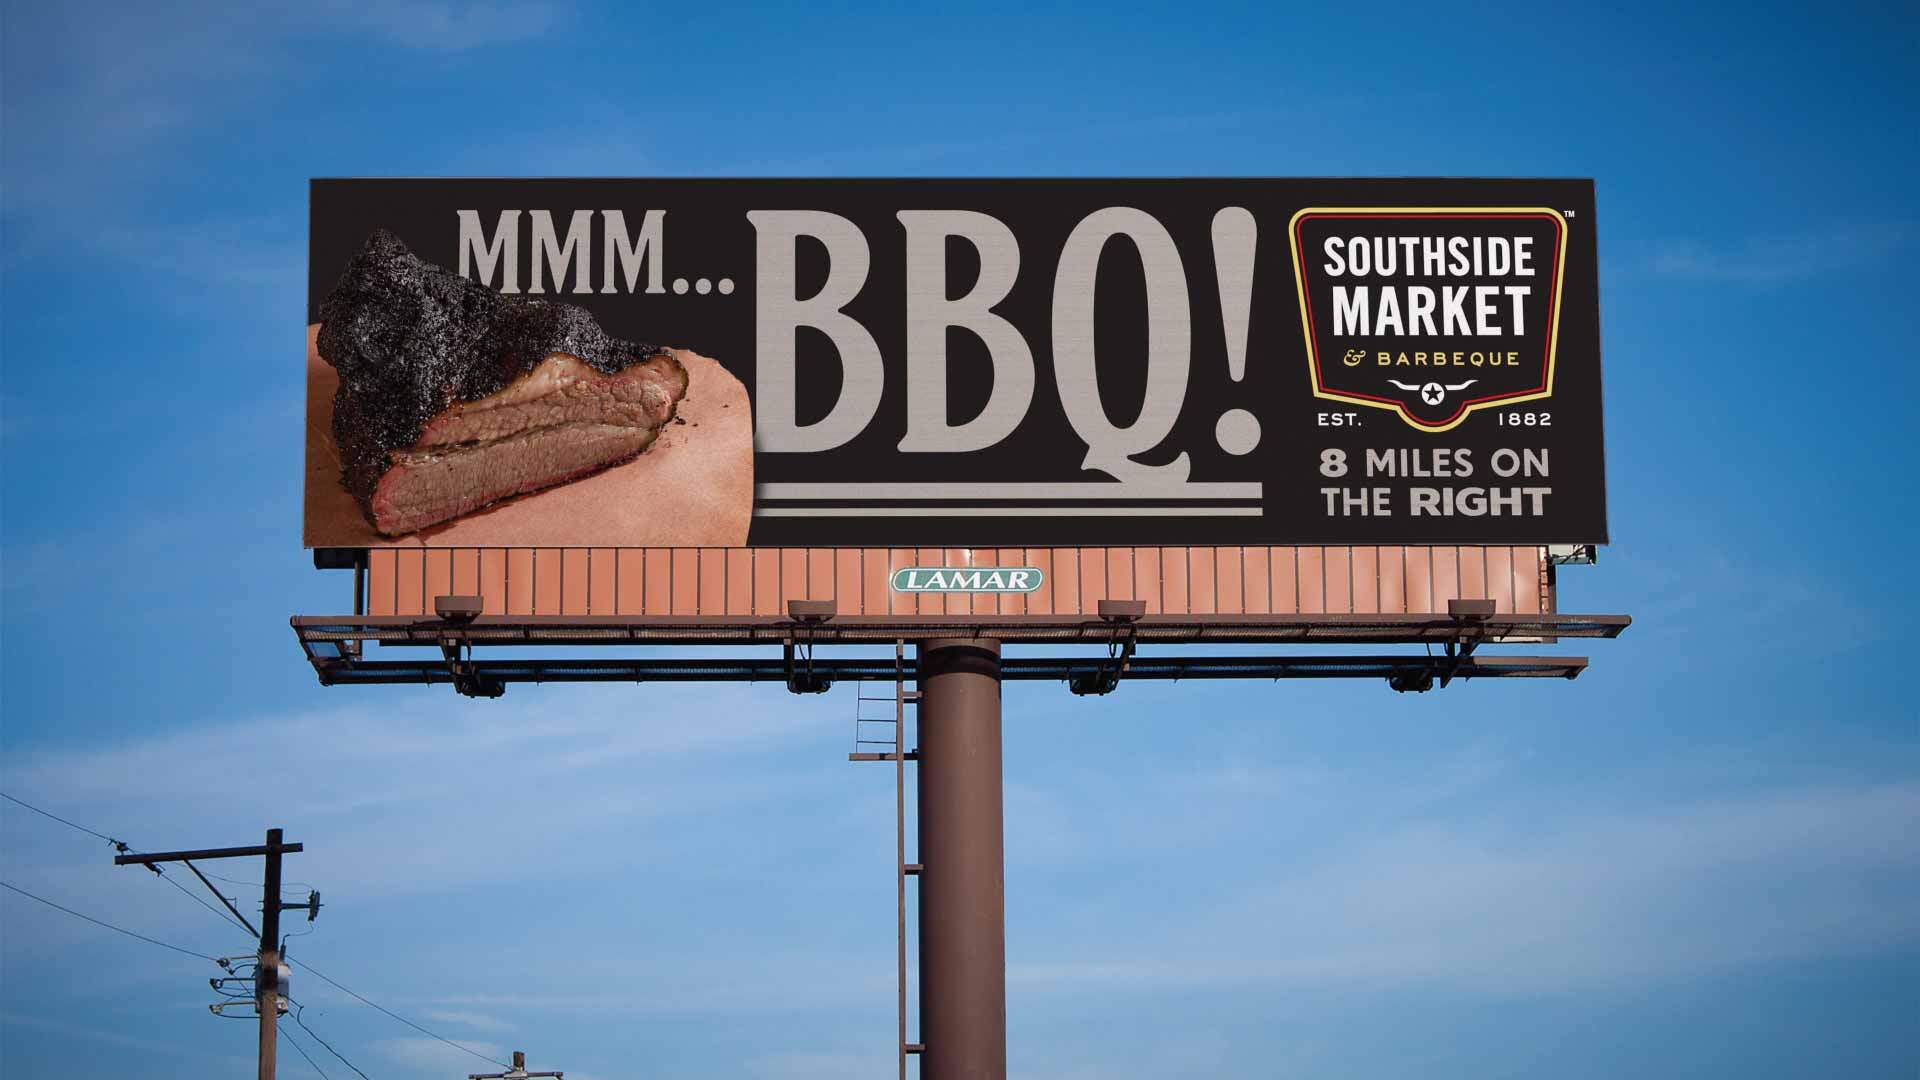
[916,638,1006,1080]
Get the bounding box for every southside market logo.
[1290,208,1568,432]
[890,566,1044,594]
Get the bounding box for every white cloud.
[1648,222,1910,283]
[2,677,897,1036]
[390,953,898,1017]
[751,1049,891,1079]
[96,217,308,298]
[1002,741,1520,872]
[1,2,569,256]
[1009,1029,1236,1080]
[7,679,1915,1048]
[1599,546,1882,660]
[1011,780,1920,996]
[421,1007,514,1032]
[315,1,566,53]
[0,1010,251,1067]
[1,682,848,900]
[375,1034,509,1073]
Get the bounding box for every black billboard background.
[309,178,1607,546]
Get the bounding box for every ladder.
[849,641,922,1076]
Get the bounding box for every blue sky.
[2,2,1917,1078]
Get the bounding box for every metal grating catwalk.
[306,653,1590,686]
[292,609,1626,698]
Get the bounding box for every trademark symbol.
[1564,210,1577,218]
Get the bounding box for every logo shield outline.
[1289,207,1569,433]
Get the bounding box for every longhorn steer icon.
[1389,379,1477,406]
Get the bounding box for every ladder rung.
[905,1044,924,1055]
[903,863,922,875]
[848,751,919,762]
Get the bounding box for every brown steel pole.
[258,828,283,1080]
[916,638,1006,1080]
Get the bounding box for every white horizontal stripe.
[754,506,1263,517]
[758,481,1263,500]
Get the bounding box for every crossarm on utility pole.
[113,841,303,865]
[470,1049,564,1077]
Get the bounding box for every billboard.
[306,179,1606,549]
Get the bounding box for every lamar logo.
[890,567,1044,594]
[1290,207,1568,432]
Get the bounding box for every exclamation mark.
[1211,207,1260,455]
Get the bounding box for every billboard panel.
[307,179,1606,549]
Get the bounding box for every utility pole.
[257,828,284,1080]
[115,828,305,1080]
[471,1049,564,1078]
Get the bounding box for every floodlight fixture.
[1389,669,1436,693]
[435,595,485,623]
[788,599,836,622]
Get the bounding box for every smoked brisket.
[317,231,687,536]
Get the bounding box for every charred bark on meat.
[316,231,688,535]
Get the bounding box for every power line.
[280,1019,334,1079]
[7,795,443,1078]
[0,789,257,940]
[117,827,305,1080]
[0,791,125,845]
[287,958,505,1068]
[0,880,219,962]
[290,1000,373,1080]
[204,867,315,896]
[6,797,338,1080]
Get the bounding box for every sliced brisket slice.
[317,230,687,536]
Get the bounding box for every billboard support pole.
[916,638,1006,1080]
